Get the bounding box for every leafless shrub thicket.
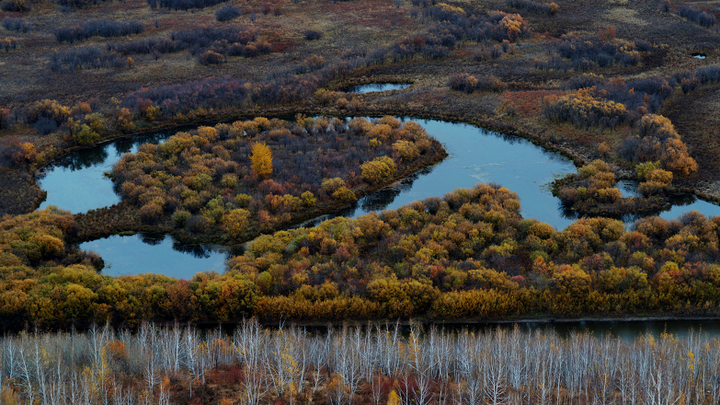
[1,320,719,405]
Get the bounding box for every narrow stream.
[345,83,411,93]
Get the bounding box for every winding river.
[35,87,720,284]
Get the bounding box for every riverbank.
[14,87,720,224]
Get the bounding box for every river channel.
[36,99,720,280]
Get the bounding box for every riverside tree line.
[0,319,718,405]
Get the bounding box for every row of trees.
[1,320,719,405]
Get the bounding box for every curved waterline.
[41,117,720,277]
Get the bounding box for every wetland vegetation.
[2,0,720,401]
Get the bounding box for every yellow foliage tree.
[251,142,273,178]
[224,208,251,239]
[387,389,401,405]
[361,156,396,184]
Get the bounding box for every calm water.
[37,131,175,213]
[39,117,720,278]
[302,119,720,230]
[346,83,411,93]
[79,234,228,279]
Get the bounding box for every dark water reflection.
[37,130,181,213]
[433,319,720,341]
[228,319,720,342]
[79,233,229,279]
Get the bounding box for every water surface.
[38,132,174,213]
[80,234,228,279]
[39,117,720,277]
[346,83,411,93]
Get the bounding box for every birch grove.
[0,320,719,405]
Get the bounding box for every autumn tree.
[224,208,251,239]
[361,156,396,184]
[251,142,273,178]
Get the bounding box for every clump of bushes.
[215,4,241,22]
[473,40,515,61]
[2,17,30,32]
[108,25,270,65]
[544,87,628,129]
[536,27,647,72]
[49,47,125,73]
[26,99,71,134]
[304,29,323,41]
[618,114,698,176]
[23,99,115,144]
[675,65,720,93]
[553,160,668,216]
[0,36,19,52]
[0,0,30,11]
[506,0,558,15]
[54,20,144,43]
[198,50,225,65]
[148,0,229,11]
[677,5,717,28]
[555,160,621,210]
[448,73,507,93]
[374,7,531,65]
[636,161,673,197]
[51,0,114,10]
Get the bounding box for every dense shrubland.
[49,46,127,73]
[54,20,144,43]
[506,0,558,15]
[677,4,717,28]
[535,26,650,72]
[553,160,669,216]
[110,116,445,241]
[147,0,228,11]
[7,183,720,328]
[1,321,719,405]
[448,73,507,93]
[0,3,538,155]
[547,71,703,176]
[107,25,272,64]
[3,0,720,339]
